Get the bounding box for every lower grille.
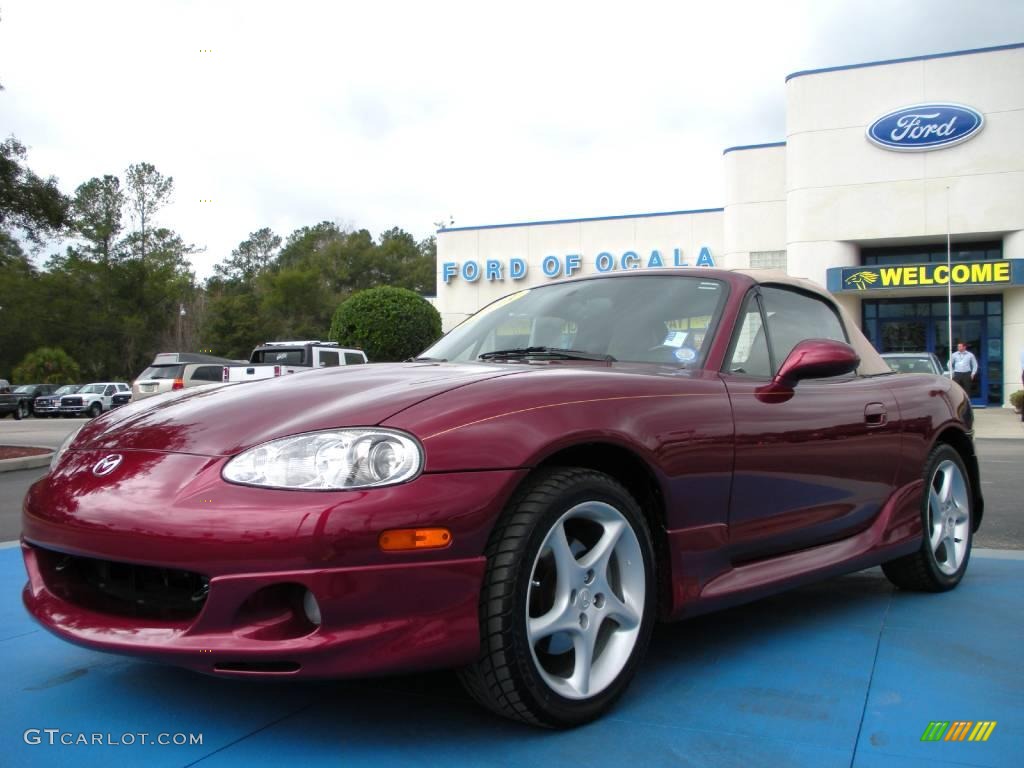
[36,546,209,620]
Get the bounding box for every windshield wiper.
[407,356,447,362]
[478,346,615,362]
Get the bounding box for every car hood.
[72,363,526,457]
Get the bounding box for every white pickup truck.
[223,341,368,383]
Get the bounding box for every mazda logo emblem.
[92,454,123,477]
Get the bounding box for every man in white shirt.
[948,342,978,393]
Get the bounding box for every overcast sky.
[2,0,1022,278]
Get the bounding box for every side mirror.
[757,339,860,402]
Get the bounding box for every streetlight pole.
[177,303,186,350]
[946,187,953,372]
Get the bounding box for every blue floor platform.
[2,545,1020,767]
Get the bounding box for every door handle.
[865,402,888,427]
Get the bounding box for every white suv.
[60,382,131,418]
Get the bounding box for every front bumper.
[22,448,526,677]
[59,406,88,415]
[22,542,486,677]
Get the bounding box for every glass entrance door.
[863,295,1003,407]
[880,320,927,352]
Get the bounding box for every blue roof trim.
[785,41,1024,82]
[437,207,724,234]
[723,141,786,155]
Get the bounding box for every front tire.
[882,444,973,591]
[459,467,656,728]
[14,402,27,420]
[87,402,102,418]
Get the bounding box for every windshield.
[14,385,35,393]
[422,275,727,366]
[53,385,78,395]
[80,384,106,394]
[138,364,185,380]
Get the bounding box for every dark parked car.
[2,383,59,419]
[33,385,83,418]
[110,390,132,409]
[22,270,981,728]
[0,379,18,419]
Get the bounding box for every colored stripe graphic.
[921,721,996,742]
[968,721,997,741]
[944,721,972,741]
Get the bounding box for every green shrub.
[1010,390,1024,411]
[12,347,82,384]
[329,287,442,362]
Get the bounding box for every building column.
[787,241,858,289]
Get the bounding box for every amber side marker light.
[379,528,452,551]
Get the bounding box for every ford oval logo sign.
[92,454,123,477]
[866,103,984,152]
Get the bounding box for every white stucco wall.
[784,46,1024,250]
[722,144,787,269]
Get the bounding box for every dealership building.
[435,42,1024,407]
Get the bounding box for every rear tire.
[882,444,973,592]
[459,467,656,728]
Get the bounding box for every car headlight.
[222,429,422,490]
[50,425,84,471]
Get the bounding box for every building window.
[749,250,787,270]
[861,295,1003,406]
[862,241,1002,266]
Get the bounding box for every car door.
[721,285,903,561]
[103,385,116,407]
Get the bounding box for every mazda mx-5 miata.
[22,269,982,727]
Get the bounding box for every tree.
[329,287,442,362]
[124,162,173,259]
[72,175,124,261]
[214,227,281,282]
[0,137,69,246]
[0,240,44,378]
[13,347,81,384]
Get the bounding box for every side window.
[724,293,772,378]
[318,351,340,368]
[344,352,366,365]
[104,385,116,396]
[760,286,847,365]
[191,366,221,382]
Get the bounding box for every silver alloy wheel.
[927,459,971,575]
[525,501,646,700]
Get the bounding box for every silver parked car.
[132,352,238,401]
[881,352,948,376]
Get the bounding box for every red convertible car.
[22,269,981,727]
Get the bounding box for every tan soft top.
[735,269,890,376]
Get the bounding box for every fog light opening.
[302,589,321,626]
